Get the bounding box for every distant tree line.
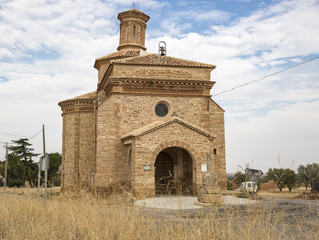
[0,138,61,188]
[227,163,319,192]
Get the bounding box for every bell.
[158,41,167,63]
[160,46,166,56]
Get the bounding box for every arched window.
[132,26,136,39]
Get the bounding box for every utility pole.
[3,142,8,191]
[37,124,47,200]
[43,124,48,202]
[43,124,46,155]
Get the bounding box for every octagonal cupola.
[117,9,150,51]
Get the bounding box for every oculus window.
[155,103,168,117]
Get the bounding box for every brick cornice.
[100,77,215,97]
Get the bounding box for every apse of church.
[58,9,226,198]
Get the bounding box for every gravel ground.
[135,195,258,209]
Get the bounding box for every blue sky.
[0,0,318,173]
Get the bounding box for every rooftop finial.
[132,2,136,8]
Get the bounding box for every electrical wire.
[212,56,319,97]
[0,128,42,141]
[28,129,42,140]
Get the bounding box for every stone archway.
[154,147,194,195]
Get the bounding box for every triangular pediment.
[121,116,215,140]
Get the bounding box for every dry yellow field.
[0,188,318,240]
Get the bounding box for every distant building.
[58,9,226,198]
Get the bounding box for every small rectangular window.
[213,149,217,155]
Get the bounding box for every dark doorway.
[154,147,194,195]
[154,152,174,194]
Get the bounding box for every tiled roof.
[119,8,146,16]
[58,91,96,106]
[67,91,96,101]
[111,54,216,68]
[117,8,150,21]
[95,49,140,61]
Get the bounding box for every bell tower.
[117,9,150,51]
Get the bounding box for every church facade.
[58,9,226,198]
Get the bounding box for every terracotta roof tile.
[58,91,97,107]
[68,91,96,100]
[111,54,216,68]
[95,49,140,61]
[59,91,96,103]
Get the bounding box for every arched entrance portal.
[154,147,194,195]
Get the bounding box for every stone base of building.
[198,173,224,205]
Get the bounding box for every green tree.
[266,168,285,191]
[9,138,39,186]
[0,154,24,187]
[282,169,298,192]
[297,163,319,192]
[297,167,310,190]
[48,152,62,186]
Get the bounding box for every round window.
[155,103,168,117]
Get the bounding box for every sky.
[0,0,318,174]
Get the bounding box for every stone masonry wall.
[113,65,212,81]
[131,122,214,198]
[95,93,226,192]
[61,112,77,189]
[78,111,96,186]
[61,104,95,190]
[95,95,129,188]
[209,99,226,188]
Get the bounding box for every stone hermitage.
[58,9,226,198]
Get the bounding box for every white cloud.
[175,9,232,22]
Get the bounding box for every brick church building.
[59,9,226,198]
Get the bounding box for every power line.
[0,129,42,141]
[212,56,319,97]
[29,129,42,140]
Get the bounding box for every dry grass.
[0,189,318,240]
[258,187,319,201]
[0,186,61,196]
